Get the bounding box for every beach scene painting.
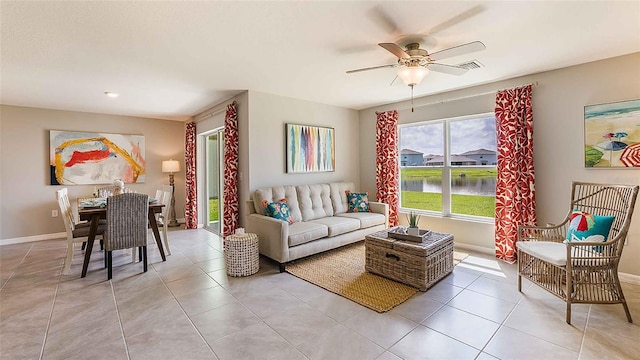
[50,130,146,185]
[286,124,335,173]
[584,99,640,168]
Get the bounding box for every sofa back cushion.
[329,182,356,214]
[253,186,302,223]
[297,184,333,221]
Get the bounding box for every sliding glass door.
[205,129,224,234]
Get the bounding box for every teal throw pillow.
[565,210,614,244]
[346,191,370,213]
[262,198,294,224]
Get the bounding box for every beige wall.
[359,52,640,275]
[0,105,185,242]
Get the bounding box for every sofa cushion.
[297,184,333,221]
[253,186,302,223]
[329,182,356,214]
[288,222,328,247]
[308,216,360,237]
[262,199,294,224]
[346,191,370,213]
[336,212,386,229]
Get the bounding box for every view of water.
[402,176,496,196]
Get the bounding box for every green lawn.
[401,168,498,179]
[209,198,219,222]
[401,191,495,218]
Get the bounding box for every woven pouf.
[224,233,259,277]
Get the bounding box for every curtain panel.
[494,85,536,262]
[223,102,239,238]
[376,110,400,227]
[184,122,198,229]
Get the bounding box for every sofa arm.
[369,201,389,228]
[245,213,290,263]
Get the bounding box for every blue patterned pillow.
[565,210,615,242]
[346,191,370,213]
[262,198,294,224]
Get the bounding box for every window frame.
[399,112,496,223]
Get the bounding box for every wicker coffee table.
[365,227,454,291]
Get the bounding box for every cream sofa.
[245,182,389,271]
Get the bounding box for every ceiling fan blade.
[429,41,486,61]
[346,64,397,74]
[428,63,469,76]
[367,5,399,35]
[428,5,485,34]
[389,75,399,86]
[379,43,410,59]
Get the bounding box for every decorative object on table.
[406,210,421,235]
[224,231,259,277]
[113,179,124,195]
[162,159,180,227]
[365,227,455,291]
[49,130,145,185]
[388,226,431,243]
[285,123,335,173]
[584,99,640,168]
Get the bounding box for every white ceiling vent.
[455,60,484,70]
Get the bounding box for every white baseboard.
[0,232,66,246]
[619,272,640,285]
[454,243,494,256]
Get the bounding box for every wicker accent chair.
[517,182,639,324]
[56,188,106,274]
[104,193,149,279]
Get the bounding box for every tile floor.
[1,228,639,360]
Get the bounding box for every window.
[399,113,497,219]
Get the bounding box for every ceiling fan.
[346,40,486,87]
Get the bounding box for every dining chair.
[158,189,172,255]
[56,188,105,274]
[517,182,639,324]
[104,193,149,279]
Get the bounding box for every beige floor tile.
[240,287,307,318]
[177,286,238,316]
[389,292,445,323]
[177,345,220,360]
[191,302,261,342]
[376,351,403,360]
[297,323,385,360]
[126,321,207,360]
[440,267,482,288]
[194,257,226,272]
[155,263,206,283]
[421,281,464,304]
[422,305,500,350]
[343,310,418,348]
[389,325,479,360]
[272,272,330,302]
[304,290,367,322]
[209,322,305,360]
[261,303,339,347]
[166,273,220,297]
[447,289,517,323]
[466,275,526,303]
[484,326,579,359]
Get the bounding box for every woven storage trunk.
[224,233,259,277]
[365,228,454,291]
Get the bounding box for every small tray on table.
[387,227,432,243]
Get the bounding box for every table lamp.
[162,159,180,227]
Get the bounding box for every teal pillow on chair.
[565,209,614,246]
[262,198,294,224]
[345,190,370,213]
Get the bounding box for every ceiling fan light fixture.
[397,66,429,86]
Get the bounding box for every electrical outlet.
[51,209,59,217]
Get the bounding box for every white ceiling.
[1,1,639,121]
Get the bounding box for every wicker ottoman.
[224,233,259,277]
[365,228,454,291]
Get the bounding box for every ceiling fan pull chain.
[411,85,415,112]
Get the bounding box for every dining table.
[78,201,166,278]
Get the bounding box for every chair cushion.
[518,242,568,266]
[72,223,106,238]
[308,217,360,237]
[288,222,328,247]
[335,212,386,229]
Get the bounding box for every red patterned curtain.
[184,122,198,229]
[494,85,536,262]
[376,110,400,227]
[223,102,239,238]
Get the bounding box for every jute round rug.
[286,242,468,312]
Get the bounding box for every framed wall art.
[584,99,640,168]
[286,124,335,173]
[50,130,146,185]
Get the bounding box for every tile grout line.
[110,280,131,360]
[0,244,33,293]
[39,246,63,360]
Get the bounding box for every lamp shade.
[162,160,181,173]
[397,66,429,86]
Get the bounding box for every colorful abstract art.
[286,124,335,173]
[584,99,640,168]
[50,130,146,185]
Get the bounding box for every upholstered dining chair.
[517,182,639,324]
[56,188,106,274]
[104,193,149,279]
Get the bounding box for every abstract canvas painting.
[286,124,335,173]
[584,99,640,168]
[50,130,146,185]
